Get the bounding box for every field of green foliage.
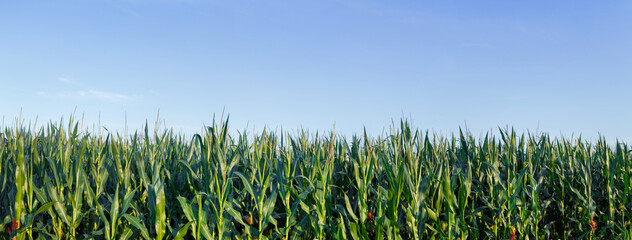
[1,116,631,239]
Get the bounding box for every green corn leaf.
[235,171,256,199]
[15,138,26,221]
[98,205,111,240]
[72,176,84,224]
[119,228,134,240]
[120,189,136,216]
[45,180,70,226]
[177,197,195,222]
[262,191,278,219]
[34,202,55,216]
[122,213,151,240]
[344,195,358,222]
[110,185,120,239]
[80,167,97,208]
[177,159,200,180]
[98,170,109,197]
[173,222,193,240]
[226,205,246,226]
[199,217,213,240]
[155,181,166,240]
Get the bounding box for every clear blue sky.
[2,1,631,143]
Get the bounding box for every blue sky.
[1,0,631,143]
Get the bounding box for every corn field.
[1,116,632,239]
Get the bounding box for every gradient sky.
[1,0,631,143]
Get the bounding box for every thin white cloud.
[39,90,139,103]
[58,77,72,83]
[105,0,143,19]
[65,90,137,102]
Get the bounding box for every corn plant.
[344,130,376,240]
[1,115,632,239]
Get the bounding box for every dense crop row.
[1,117,632,239]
